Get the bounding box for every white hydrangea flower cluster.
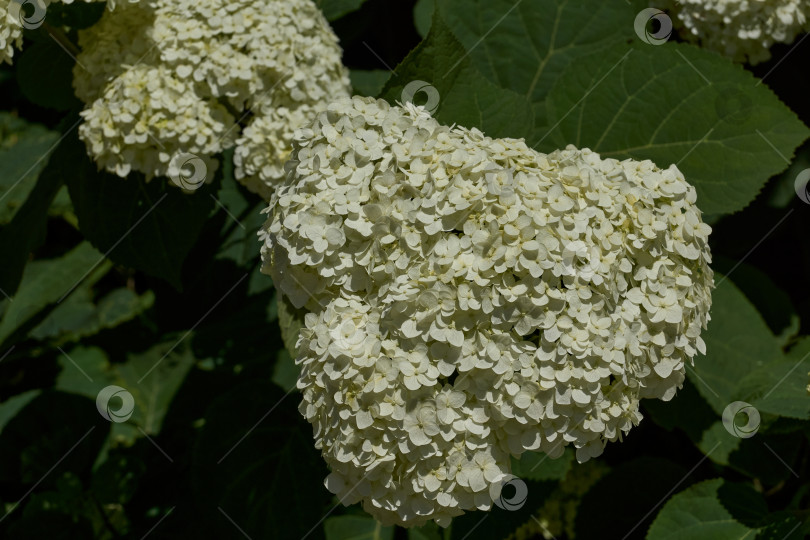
[662,0,809,64]
[0,0,135,65]
[261,96,714,527]
[0,0,27,65]
[73,0,350,194]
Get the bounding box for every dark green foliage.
[1,0,809,539]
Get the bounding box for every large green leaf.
[381,16,534,141]
[690,277,782,414]
[56,341,195,441]
[116,339,195,435]
[437,0,634,129]
[540,42,809,214]
[689,277,810,420]
[413,0,434,38]
[65,145,216,289]
[0,113,59,225]
[350,70,390,98]
[414,0,809,215]
[747,338,810,420]
[0,124,75,296]
[646,479,755,540]
[0,242,109,347]
[30,286,154,343]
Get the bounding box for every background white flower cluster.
[71,0,350,196]
[262,96,714,527]
[663,0,809,64]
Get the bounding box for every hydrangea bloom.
[261,96,714,526]
[73,0,350,195]
[662,0,809,64]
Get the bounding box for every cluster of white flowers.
[0,0,27,65]
[261,96,714,527]
[662,0,809,64]
[73,0,350,194]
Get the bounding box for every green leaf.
[15,37,82,111]
[437,0,636,131]
[110,340,195,436]
[511,447,574,482]
[0,113,59,225]
[689,277,810,420]
[350,70,391,98]
[324,516,394,540]
[697,421,741,466]
[0,124,73,296]
[689,276,782,414]
[0,242,109,347]
[30,287,154,343]
[540,42,810,214]
[55,346,111,399]
[413,0,434,38]
[747,338,810,420]
[646,479,756,540]
[56,340,194,440]
[423,0,809,215]
[315,0,368,21]
[272,348,299,393]
[381,15,534,140]
[0,389,40,433]
[711,257,799,346]
[65,142,216,289]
